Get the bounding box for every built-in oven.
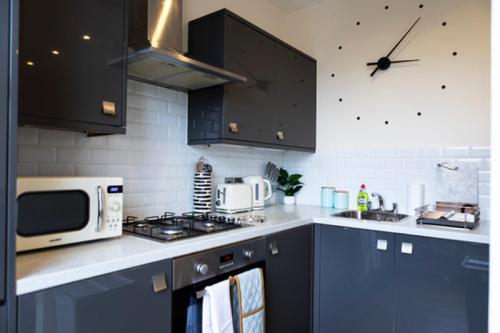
[172,238,266,332]
[16,177,123,252]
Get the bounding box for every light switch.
[401,242,413,255]
[376,239,388,251]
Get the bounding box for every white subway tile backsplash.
[57,147,91,164]
[39,129,75,147]
[157,87,178,101]
[19,146,57,163]
[38,163,75,176]
[17,163,37,176]
[17,83,491,220]
[18,127,39,145]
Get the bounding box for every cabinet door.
[0,0,9,304]
[316,225,394,333]
[18,260,172,333]
[266,225,313,333]
[223,17,275,144]
[394,235,489,333]
[18,0,127,133]
[274,44,316,150]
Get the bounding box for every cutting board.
[435,163,478,204]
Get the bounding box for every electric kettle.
[243,176,272,210]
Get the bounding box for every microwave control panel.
[106,185,123,232]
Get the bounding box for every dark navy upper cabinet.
[188,9,316,152]
[315,225,395,333]
[394,235,489,333]
[274,43,316,149]
[18,259,172,333]
[18,0,128,135]
[266,226,313,333]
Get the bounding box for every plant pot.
[283,196,296,205]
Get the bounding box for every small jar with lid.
[321,187,336,208]
[333,190,350,209]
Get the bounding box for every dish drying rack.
[415,202,480,230]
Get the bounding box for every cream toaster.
[215,184,253,214]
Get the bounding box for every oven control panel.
[172,238,266,290]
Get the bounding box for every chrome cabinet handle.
[269,242,279,255]
[152,273,168,293]
[96,186,104,231]
[462,257,489,271]
[228,122,239,133]
[401,242,413,255]
[377,239,388,251]
[276,131,285,140]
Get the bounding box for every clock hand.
[366,59,420,66]
[385,17,421,59]
[370,66,380,77]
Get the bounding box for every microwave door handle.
[96,186,104,231]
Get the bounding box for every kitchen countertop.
[16,204,489,296]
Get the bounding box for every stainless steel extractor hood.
[127,0,246,91]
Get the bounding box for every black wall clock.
[366,17,422,77]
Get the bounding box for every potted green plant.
[277,168,304,205]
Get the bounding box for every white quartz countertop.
[16,204,489,296]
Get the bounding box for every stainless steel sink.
[333,210,408,222]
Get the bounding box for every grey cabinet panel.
[18,260,172,333]
[0,0,8,305]
[274,44,316,149]
[316,225,394,333]
[266,225,313,333]
[18,0,127,135]
[223,16,275,144]
[394,235,489,333]
[188,9,316,152]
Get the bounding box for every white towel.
[202,280,234,333]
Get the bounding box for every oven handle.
[96,186,104,232]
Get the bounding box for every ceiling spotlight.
[51,50,60,55]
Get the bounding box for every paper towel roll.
[407,183,425,215]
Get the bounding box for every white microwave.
[16,177,123,252]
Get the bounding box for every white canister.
[333,190,349,209]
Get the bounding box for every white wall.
[282,0,491,148]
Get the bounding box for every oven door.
[16,177,102,251]
[172,262,265,333]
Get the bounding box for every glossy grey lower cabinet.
[315,225,489,333]
[394,235,489,333]
[18,260,172,333]
[315,225,394,333]
[266,225,313,333]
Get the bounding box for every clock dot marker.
[385,121,389,125]
[331,73,335,77]
[356,116,361,120]
[441,85,447,89]
[385,5,389,10]
[338,45,343,50]
[419,4,424,8]
[356,21,360,26]
[339,98,343,102]
[442,21,447,26]
[452,51,458,56]
[417,112,422,116]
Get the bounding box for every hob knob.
[244,250,255,260]
[196,263,209,276]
